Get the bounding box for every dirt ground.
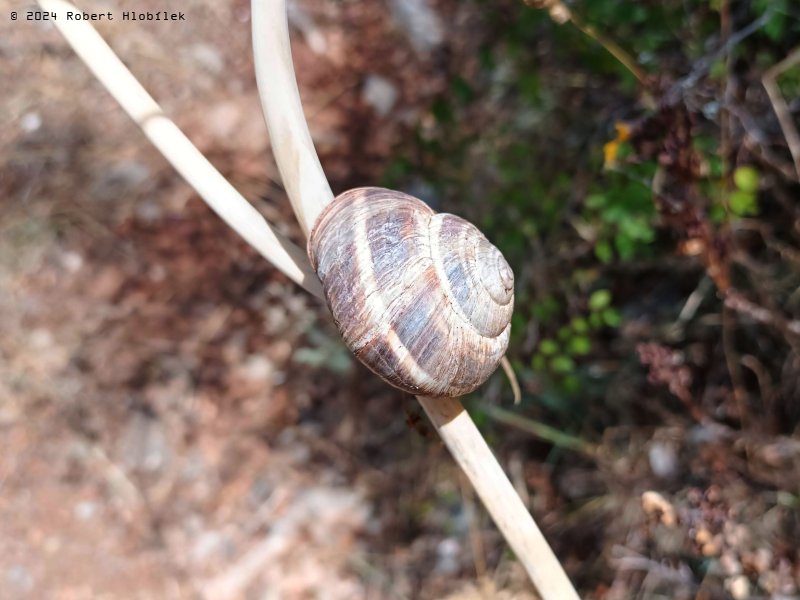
[2,0,800,599]
[1,1,537,598]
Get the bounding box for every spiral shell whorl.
[308,187,514,397]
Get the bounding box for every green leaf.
[539,339,559,355]
[533,297,559,321]
[709,204,726,224]
[730,190,758,216]
[589,289,612,311]
[550,355,575,374]
[532,354,546,371]
[709,58,727,80]
[558,326,572,340]
[562,374,581,393]
[568,336,592,355]
[451,76,475,105]
[570,317,589,333]
[602,307,622,327]
[432,98,453,125]
[733,166,759,193]
[614,232,637,260]
[765,12,786,42]
[589,312,604,329]
[754,0,787,41]
[595,240,613,264]
[585,193,607,209]
[620,217,655,242]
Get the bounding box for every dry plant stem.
[36,0,323,300]
[251,0,334,236]
[565,13,647,87]
[419,397,580,599]
[251,1,578,598]
[524,0,647,86]
[763,47,800,182]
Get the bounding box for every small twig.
[740,355,775,420]
[37,0,323,300]
[722,306,750,426]
[482,404,597,457]
[524,0,648,87]
[419,397,580,599]
[763,47,800,182]
[664,9,775,106]
[500,356,522,404]
[723,289,800,339]
[727,103,799,180]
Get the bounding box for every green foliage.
[539,339,559,356]
[729,166,760,217]
[776,63,800,103]
[729,191,758,217]
[734,166,759,194]
[584,176,657,262]
[530,288,619,389]
[380,0,796,417]
[589,289,611,311]
[753,0,789,42]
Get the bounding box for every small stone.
[435,537,461,575]
[287,1,327,54]
[61,250,83,273]
[723,522,749,547]
[720,552,742,576]
[119,413,171,473]
[29,328,53,349]
[362,75,398,118]
[702,537,722,557]
[73,501,97,521]
[5,566,33,592]
[753,547,773,573]
[134,200,162,224]
[191,531,226,564]
[641,490,677,527]
[727,575,750,600]
[20,112,42,133]
[239,355,273,383]
[390,0,444,55]
[649,442,679,478]
[694,528,712,545]
[189,43,224,74]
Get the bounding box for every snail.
[308,187,514,397]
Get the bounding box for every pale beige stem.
[251,1,579,598]
[251,0,335,235]
[37,0,323,300]
[419,396,580,599]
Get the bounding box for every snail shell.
[308,187,514,397]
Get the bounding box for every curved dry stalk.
[251,1,579,598]
[37,0,323,300]
[764,47,800,182]
[251,0,334,235]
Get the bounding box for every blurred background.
[2,0,800,598]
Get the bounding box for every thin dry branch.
[37,0,323,300]
[523,0,648,87]
[763,47,800,182]
[251,1,579,598]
